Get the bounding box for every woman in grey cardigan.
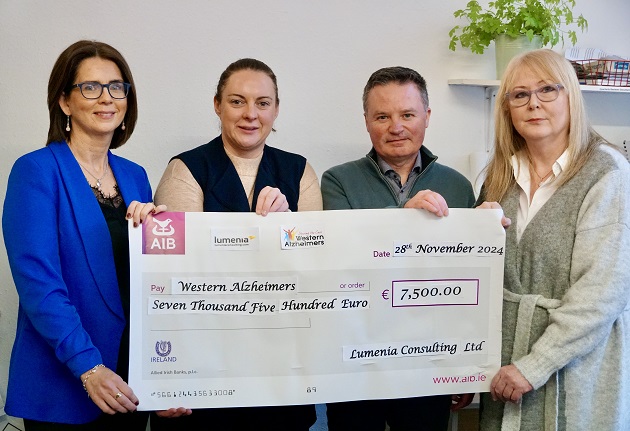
[477,49,630,430]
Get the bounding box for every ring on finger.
[115,392,123,400]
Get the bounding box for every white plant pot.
[495,34,543,79]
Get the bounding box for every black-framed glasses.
[71,81,131,99]
[505,84,564,107]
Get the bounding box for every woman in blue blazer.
[2,40,176,430]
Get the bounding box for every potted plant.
[448,0,588,77]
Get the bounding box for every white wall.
[1,0,629,424]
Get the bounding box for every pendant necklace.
[529,162,554,187]
[78,159,109,192]
[525,150,554,187]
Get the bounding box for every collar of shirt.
[376,152,423,190]
[511,149,569,193]
[511,148,569,241]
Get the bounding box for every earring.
[66,115,71,132]
[121,120,126,131]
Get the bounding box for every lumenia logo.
[281,225,325,249]
[210,227,260,251]
[143,212,185,254]
[152,340,176,362]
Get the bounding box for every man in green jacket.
[321,66,475,431]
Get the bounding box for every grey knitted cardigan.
[480,145,630,431]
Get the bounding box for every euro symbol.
[382,289,390,300]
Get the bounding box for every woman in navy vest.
[151,58,322,430]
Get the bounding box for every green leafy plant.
[448,0,588,54]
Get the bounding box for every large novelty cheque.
[128,208,505,410]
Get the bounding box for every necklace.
[529,162,554,187]
[77,160,109,192]
[525,150,555,187]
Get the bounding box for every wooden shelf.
[448,79,630,93]
[448,79,500,87]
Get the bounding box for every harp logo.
[151,340,177,363]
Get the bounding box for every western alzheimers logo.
[281,224,325,249]
[143,212,185,255]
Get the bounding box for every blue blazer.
[2,141,152,424]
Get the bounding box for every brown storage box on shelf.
[571,58,630,87]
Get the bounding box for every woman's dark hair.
[46,40,137,149]
[215,58,279,105]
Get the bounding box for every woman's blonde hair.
[481,49,604,202]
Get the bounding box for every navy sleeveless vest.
[175,135,306,212]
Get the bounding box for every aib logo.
[153,218,175,235]
[143,212,185,254]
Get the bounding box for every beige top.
[154,147,322,212]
